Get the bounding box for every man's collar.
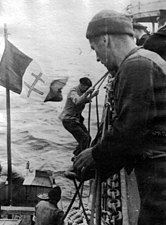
[119,46,143,67]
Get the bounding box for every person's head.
[48,186,61,204]
[143,28,166,61]
[133,23,148,39]
[79,77,92,93]
[86,10,134,71]
[157,16,166,28]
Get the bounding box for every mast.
[4,23,13,206]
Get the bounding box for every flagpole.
[4,23,13,206]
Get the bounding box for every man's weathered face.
[89,35,114,71]
[90,36,108,65]
[80,84,90,93]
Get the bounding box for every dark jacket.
[92,47,166,176]
[136,33,149,46]
[35,200,64,225]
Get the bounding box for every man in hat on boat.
[35,186,64,225]
[144,24,166,60]
[133,22,150,46]
[60,77,99,158]
[74,9,166,225]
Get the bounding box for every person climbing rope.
[59,77,99,163]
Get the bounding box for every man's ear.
[103,34,109,46]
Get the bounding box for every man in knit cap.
[74,10,166,225]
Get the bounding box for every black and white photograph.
[0,0,166,224]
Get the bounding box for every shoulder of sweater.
[123,48,166,73]
[67,86,79,97]
[126,48,164,63]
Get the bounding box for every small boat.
[0,169,54,224]
[0,169,53,207]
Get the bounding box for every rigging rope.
[64,71,110,225]
[87,72,110,225]
[65,72,125,225]
[78,72,110,224]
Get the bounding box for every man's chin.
[105,64,118,73]
[103,62,111,70]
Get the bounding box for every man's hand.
[92,89,99,97]
[85,88,99,100]
[85,87,95,96]
[73,147,95,171]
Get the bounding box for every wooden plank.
[132,10,166,23]
[130,0,166,14]
[0,219,21,225]
[31,177,52,187]
[1,206,35,215]
[129,0,166,22]
[23,170,53,187]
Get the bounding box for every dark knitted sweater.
[92,47,166,175]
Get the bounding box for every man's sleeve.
[55,210,64,225]
[70,90,88,105]
[92,58,155,170]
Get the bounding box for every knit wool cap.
[80,77,92,87]
[86,10,134,39]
